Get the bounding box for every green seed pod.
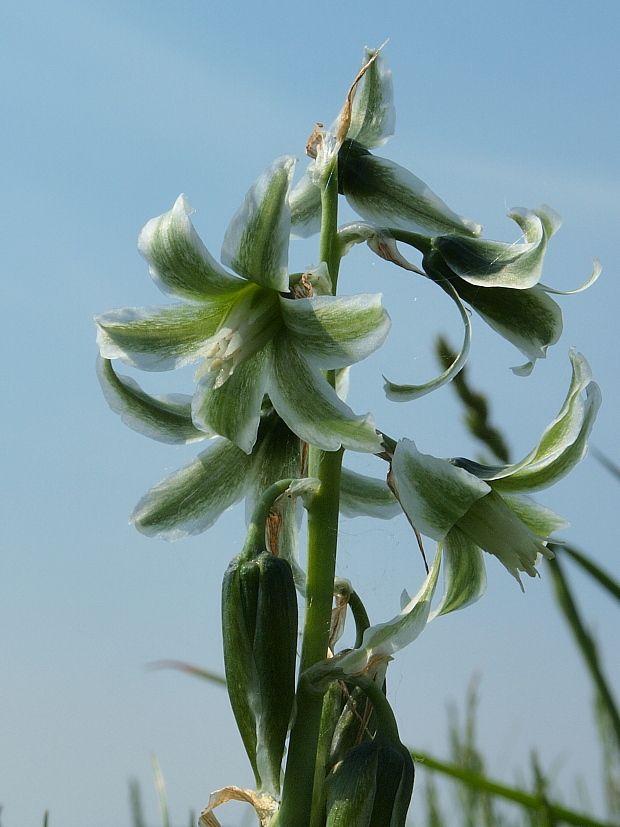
[326,735,414,827]
[222,550,298,796]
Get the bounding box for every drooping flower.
[390,349,601,589]
[342,212,600,396]
[335,351,600,676]
[289,47,481,241]
[96,155,391,456]
[96,358,399,543]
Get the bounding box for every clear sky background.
[1,1,619,825]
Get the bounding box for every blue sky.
[2,2,619,825]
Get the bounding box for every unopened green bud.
[326,735,414,827]
[329,684,378,770]
[222,550,298,796]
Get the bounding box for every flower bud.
[328,684,378,770]
[222,550,298,795]
[326,735,414,827]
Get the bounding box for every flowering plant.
[96,47,600,827]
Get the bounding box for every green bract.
[391,350,600,588]
[96,155,390,455]
[289,48,481,241]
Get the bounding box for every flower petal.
[279,293,391,369]
[457,490,552,588]
[488,350,601,491]
[432,205,561,289]
[248,409,303,508]
[338,547,442,674]
[541,257,602,295]
[430,527,487,619]
[289,166,322,239]
[338,140,482,238]
[391,439,490,541]
[339,468,401,519]
[268,335,383,453]
[336,46,395,150]
[96,356,209,444]
[383,279,471,401]
[498,493,569,536]
[222,155,296,291]
[131,438,253,539]
[192,345,271,454]
[95,299,235,371]
[494,382,601,493]
[138,194,245,301]
[426,250,563,369]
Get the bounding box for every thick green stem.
[277,157,343,827]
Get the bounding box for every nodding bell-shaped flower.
[334,351,599,679]
[289,47,481,241]
[96,155,391,456]
[390,350,601,589]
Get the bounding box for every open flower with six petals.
[96,155,391,455]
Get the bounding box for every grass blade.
[558,544,620,604]
[546,553,620,754]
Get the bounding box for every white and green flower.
[357,212,600,385]
[289,47,481,240]
[96,156,391,455]
[336,350,600,675]
[390,350,601,589]
[97,358,399,541]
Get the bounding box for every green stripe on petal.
[498,493,569,536]
[268,336,383,453]
[96,356,209,444]
[249,410,303,505]
[279,293,391,369]
[384,280,471,401]
[339,47,395,149]
[432,205,560,290]
[339,141,482,238]
[95,299,235,371]
[391,439,490,541]
[339,468,401,519]
[426,251,563,368]
[338,547,442,675]
[131,438,253,539]
[222,155,296,291]
[457,490,551,587]
[494,381,601,493]
[289,167,322,239]
[138,194,245,300]
[430,527,486,619]
[192,345,271,455]
[488,350,601,490]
